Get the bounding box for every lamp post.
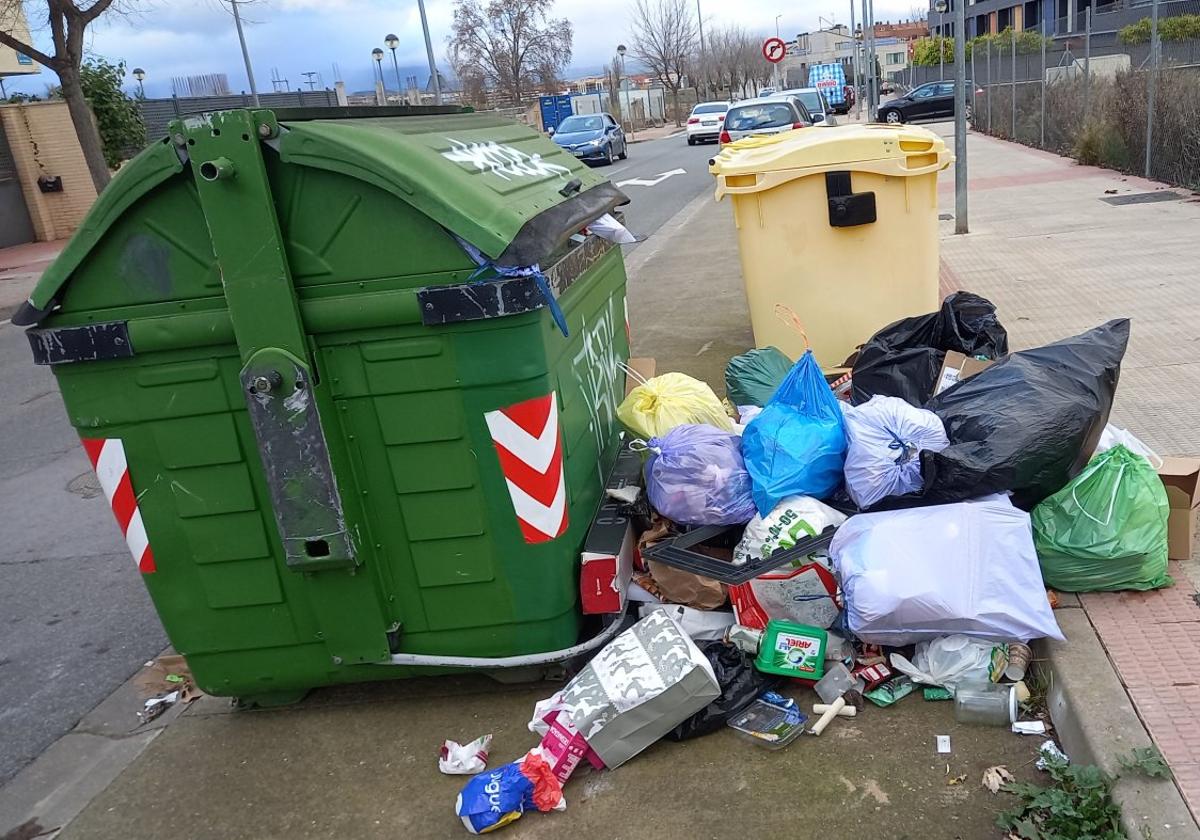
[385,34,404,102]
[416,0,442,104]
[774,14,783,89]
[372,48,385,104]
[133,67,146,97]
[230,0,260,106]
[616,44,635,140]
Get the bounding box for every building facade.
[781,24,918,87]
[927,0,1191,41]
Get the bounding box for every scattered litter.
[668,641,777,741]
[954,682,1017,726]
[727,691,807,749]
[923,687,953,701]
[753,619,828,680]
[947,773,968,786]
[809,663,855,735]
[138,691,180,724]
[864,676,916,707]
[1005,643,1031,681]
[455,751,566,834]
[640,604,734,641]
[890,636,993,692]
[732,494,845,569]
[1036,740,1069,770]
[605,485,641,504]
[586,213,637,244]
[812,703,857,717]
[1012,720,1048,736]
[982,765,1016,794]
[936,735,952,754]
[439,735,493,775]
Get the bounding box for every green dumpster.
[15,107,632,705]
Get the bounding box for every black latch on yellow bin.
[826,171,876,227]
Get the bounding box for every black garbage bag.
[918,319,1129,510]
[666,641,779,741]
[725,347,793,408]
[851,292,1009,406]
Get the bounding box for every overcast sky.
[6,0,924,98]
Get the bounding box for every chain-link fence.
[912,1,1200,190]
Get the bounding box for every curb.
[1037,603,1200,839]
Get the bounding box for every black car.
[877,81,975,124]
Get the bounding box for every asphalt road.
[600,130,721,248]
[0,129,720,790]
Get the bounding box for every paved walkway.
[931,125,1200,824]
[0,239,62,321]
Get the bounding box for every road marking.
[616,168,687,188]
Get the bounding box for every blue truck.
[807,63,850,114]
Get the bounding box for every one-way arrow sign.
[616,168,686,188]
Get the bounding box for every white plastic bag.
[639,604,736,640]
[889,636,993,692]
[1096,423,1162,467]
[438,733,493,775]
[831,495,1064,645]
[586,213,638,244]
[842,395,949,509]
[733,495,846,567]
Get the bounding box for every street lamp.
[616,44,635,140]
[132,67,146,97]
[385,33,404,102]
[935,0,948,81]
[372,48,385,103]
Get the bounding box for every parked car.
[876,81,978,124]
[686,101,731,145]
[549,113,627,164]
[778,87,831,123]
[719,96,815,145]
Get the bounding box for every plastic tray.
[727,697,808,749]
[640,525,837,585]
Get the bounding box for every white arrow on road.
[615,168,686,188]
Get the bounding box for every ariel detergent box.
[753,620,827,680]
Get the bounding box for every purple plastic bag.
[644,424,757,525]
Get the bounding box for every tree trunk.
[58,67,110,192]
[671,87,681,126]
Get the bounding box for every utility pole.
[774,14,783,90]
[850,0,861,117]
[696,0,706,96]
[302,71,318,90]
[416,0,442,104]
[230,0,260,107]
[1145,0,1159,177]
[863,0,877,118]
[952,0,968,233]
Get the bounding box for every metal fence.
[136,90,340,147]
[909,0,1200,189]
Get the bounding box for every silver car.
[720,96,815,145]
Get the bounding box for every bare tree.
[628,0,698,126]
[0,0,127,191]
[447,0,572,106]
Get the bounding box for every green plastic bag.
[725,347,793,408]
[1032,445,1172,592]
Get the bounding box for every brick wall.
[0,101,97,242]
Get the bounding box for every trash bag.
[666,641,779,741]
[742,352,848,515]
[1095,423,1161,466]
[888,635,994,693]
[733,495,847,566]
[643,424,757,525]
[618,372,735,439]
[843,396,949,509]
[851,292,1009,406]
[725,347,793,408]
[920,319,1129,509]
[831,495,1064,645]
[1032,445,1172,592]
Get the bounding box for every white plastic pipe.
[810,695,846,735]
[813,703,857,717]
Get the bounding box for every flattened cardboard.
[1158,456,1200,561]
[934,351,996,395]
[625,357,656,397]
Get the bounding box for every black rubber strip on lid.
[26,321,134,365]
[496,182,628,268]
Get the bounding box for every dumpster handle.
[381,601,629,669]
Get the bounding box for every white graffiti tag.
[442,138,571,181]
[572,296,623,475]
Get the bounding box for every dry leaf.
[983,765,1016,794]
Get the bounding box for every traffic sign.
[762,36,786,64]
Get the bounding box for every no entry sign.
[762,36,786,63]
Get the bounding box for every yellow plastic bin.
[710,123,952,369]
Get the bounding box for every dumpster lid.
[709,123,950,180]
[14,111,626,326]
[276,112,626,268]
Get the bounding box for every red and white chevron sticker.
[80,438,156,574]
[484,392,568,544]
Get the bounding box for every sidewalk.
[625,122,685,143]
[4,126,1199,839]
[0,240,62,321]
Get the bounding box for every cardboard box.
[579,445,642,614]
[625,357,655,397]
[934,351,996,395]
[1158,457,1200,561]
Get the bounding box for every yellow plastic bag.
[617,372,734,439]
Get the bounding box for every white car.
[719,96,814,145]
[686,101,730,145]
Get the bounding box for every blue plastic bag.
[742,351,847,515]
[644,424,757,525]
[455,751,565,834]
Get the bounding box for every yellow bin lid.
[709,122,952,200]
